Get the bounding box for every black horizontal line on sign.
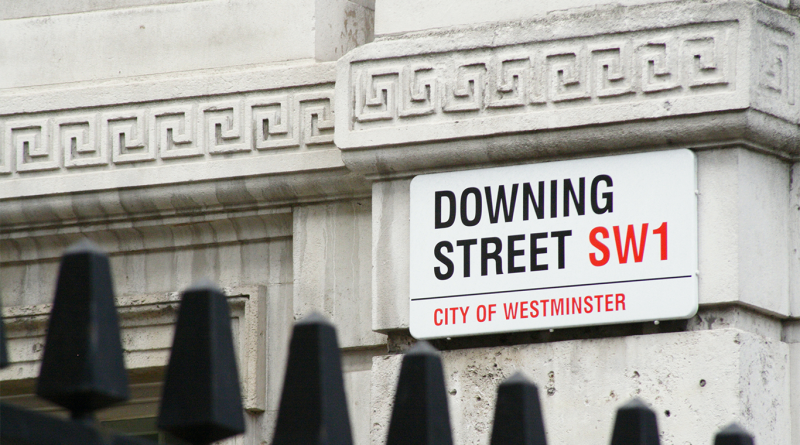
[410,275,694,302]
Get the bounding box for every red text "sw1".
[589,222,667,266]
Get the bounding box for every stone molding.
[336,1,799,176]
[2,91,334,174]
[0,86,335,199]
[0,212,293,267]
[0,62,337,199]
[0,286,269,412]
[345,22,738,141]
[0,62,372,229]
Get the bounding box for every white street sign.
[409,149,698,339]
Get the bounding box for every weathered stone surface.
[343,348,385,445]
[294,200,385,348]
[782,321,800,445]
[696,149,790,316]
[2,1,218,20]
[375,0,797,35]
[372,179,411,332]
[317,0,376,62]
[0,0,375,89]
[687,306,783,341]
[789,162,800,316]
[372,329,790,445]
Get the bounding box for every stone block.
[782,321,800,445]
[0,0,314,89]
[0,213,294,306]
[372,179,411,332]
[697,149,790,316]
[343,348,385,445]
[0,0,374,89]
[316,0,375,61]
[789,162,800,316]
[375,0,799,36]
[294,200,386,348]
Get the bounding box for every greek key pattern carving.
[247,92,335,150]
[0,89,334,176]
[754,20,796,121]
[58,115,102,168]
[105,110,150,164]
[350,24,737,129]
[5,119,56,172]
[203,101,247,154]
[151,105,200,159]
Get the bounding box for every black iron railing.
[0,243,754,445]
[0,242,244,445]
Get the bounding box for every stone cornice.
[0,61,371,229]
[335,1,800,177]
[0,211,293,266]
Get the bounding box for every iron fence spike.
[272,312,353,445]
[296,310,334,326]
[386,340,453,445]
[713,423,754,445]
[610,398,660,445]
[157,281,245,445]
[36,240,129,418]
[490,372,547,445]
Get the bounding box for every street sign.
[409,149,698,339]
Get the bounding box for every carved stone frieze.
[335,2,799,165]
[752,8,799,123]
[338,22,744,148]
[0,62,349,206]
[0,91,334,175]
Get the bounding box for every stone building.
[0,0,798,444]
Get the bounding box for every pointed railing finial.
[386,341,453,445]
[713,423,754,445]
[490,372,547,445]
[36,240,129,420]
[610,398,660,445]
[272,311,353,445]
[157,280,245,445]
